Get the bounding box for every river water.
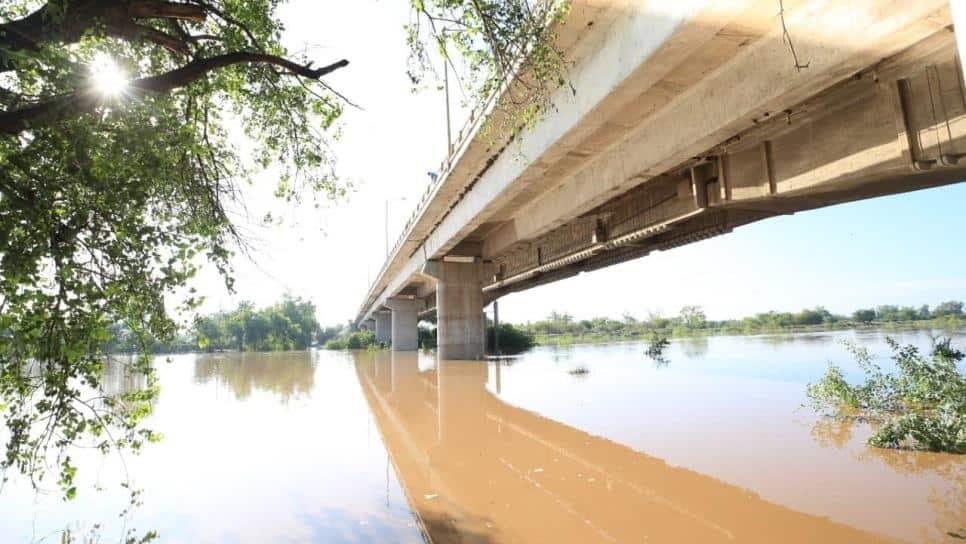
[0,329,963,543]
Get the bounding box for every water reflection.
[354,352,897,543]
[810,415,965,541]
[101,356,150,396]
[677,335,708,359]
[193,351,315,400]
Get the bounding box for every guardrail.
[359,72,503,312]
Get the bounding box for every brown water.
[0,330,963,543]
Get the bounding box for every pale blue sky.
[191,1,966,326]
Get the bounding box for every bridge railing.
[359,60,507,312]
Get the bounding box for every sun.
[90,53,128,96]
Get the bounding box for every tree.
[406,0,569,131]
[933,301,964,318]
[1,1,563,498]
[679,305,707,329]
[852,308,876,323]
[0,0,351,496]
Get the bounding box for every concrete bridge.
[357,0,966,359]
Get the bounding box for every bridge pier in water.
[423,260,486,360]
[374,310,392,345]
[385,297,419,351]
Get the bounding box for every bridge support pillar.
[374,311,392,345]
[362,318,375,331]
[423,260,486,360]
[385,298,419,351]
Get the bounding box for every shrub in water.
[807,337,965,453]
[487,323,535,355]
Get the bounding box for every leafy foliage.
[407,0,570,133]
[486,322,534,355]
[324,329,381,351]
[194,297,319,352]
[807,338,966,453]
[0,0,347,497]
[645,332,670,362]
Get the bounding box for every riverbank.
[531,318,965,347]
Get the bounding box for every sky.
[190,0,966,327]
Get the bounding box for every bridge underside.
[485,32,966,298]
[360,1,966,359]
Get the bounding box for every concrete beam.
[486,0,950,257]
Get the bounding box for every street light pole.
[444,59,452,154]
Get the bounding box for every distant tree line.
[106,296,322,353]
[194,297,320,352]
[323,321,535,355]
[520,300,964,344]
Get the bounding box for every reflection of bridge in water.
[353,352,893,543]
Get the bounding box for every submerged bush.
[645,332,670,360]
[418,325,437,350]
[807,337,965,453]
[324,330,383,350]
[487,323,535,355]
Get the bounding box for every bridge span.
[357,0,966,359]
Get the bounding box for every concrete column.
[363,318,375,331]
[423,260,485,360]
[385,297,419,351]
[374,311,392,345]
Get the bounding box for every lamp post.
[444,59,452,154]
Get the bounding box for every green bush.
[807,337,965,453]
[418,325,437,350]
[324,329,382,350]
[487,323,535,355]
[645,332,670,360]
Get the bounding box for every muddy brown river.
[1,329,963,542]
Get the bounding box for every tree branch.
[0,0,208,70]
[108,21,190,56]
[129,1,207,22]
[0,53,349,135]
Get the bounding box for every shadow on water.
[351,350,914,544]
[192,351,315,400]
